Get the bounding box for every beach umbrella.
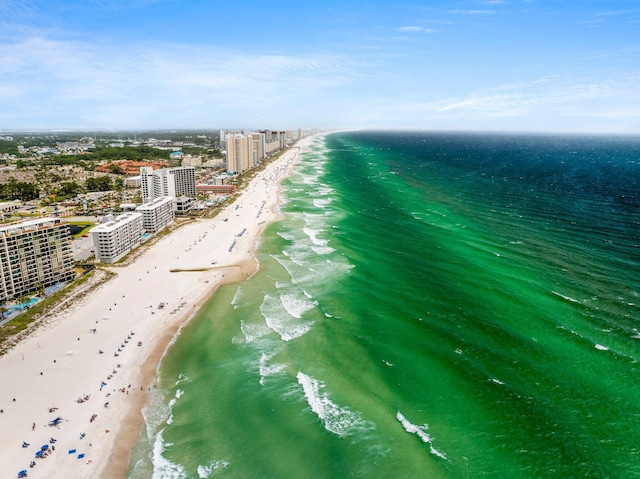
[40,445,49,451]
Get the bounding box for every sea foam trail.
[396,411,448,460]
[297,371,367,437]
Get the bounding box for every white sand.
[0,136,315,479]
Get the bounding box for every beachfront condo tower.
[140,166,196,203]
[0,217,75,302]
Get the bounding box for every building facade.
[0,217,75,302]
[135,196,175,233]
[140,166,196,202]
[225,134,252,174]
[90,212,144,264]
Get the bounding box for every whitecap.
[297,371,368,436]
[237,320,271,344]
[396,411,448,460]
[552,290,580,304]
[259,351,286,385]
[197,460,230,478]
[151,429,187,479]
[280,292,317,319]
[312,198,332,209]
[261,294,313,341]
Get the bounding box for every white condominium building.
[140,166,196,202]
[90,212,144,264]
[0,217,75,302]
[136,196,175,233]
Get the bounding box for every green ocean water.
[128,131,640,478]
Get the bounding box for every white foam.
[231,285,245,306]
[303,227,328,247]
[313,198,332,208]
[261,294,313,341]
[151,429,188,479]
[276,231,296,242]
[396,411,448,460]
[552,290,580,304]
[280,292,317,319]
[259,351,286,385]
[296,371,367,437]
[237,320,271,343]
[197,460,230,478]
[301,173,320,185]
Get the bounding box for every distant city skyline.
[1,0,639,133]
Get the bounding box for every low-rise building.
[135,196,175,233]
[90,212,144,264]
[196,184,236,195]
[174,196,194,214]
[124,175,142,188]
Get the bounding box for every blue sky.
[0,0,639,132]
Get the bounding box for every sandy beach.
[0,136,314,479]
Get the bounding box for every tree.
[55,181,83,199]
[105,163,125,175]
[0,181,39,201]
[86,176,113,192]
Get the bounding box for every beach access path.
[0,136,314,479]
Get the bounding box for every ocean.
[128,131,640,478]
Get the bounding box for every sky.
[0,0,639,133]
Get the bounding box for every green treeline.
[0,182,39,201]
[0,141,20,156]
[85,176,115,191]
[87,146,171,161]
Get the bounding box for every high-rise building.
[225,134,253,173]
[90,212,144,264]
[140,166,196,203]
[0,217,75,302]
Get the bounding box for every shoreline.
[102,257,254,479]
[0,136,315,479]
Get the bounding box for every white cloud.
[0,36,354,128]
[447,9,501,16]
[395,26,436,34]
[343,74,640,132]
